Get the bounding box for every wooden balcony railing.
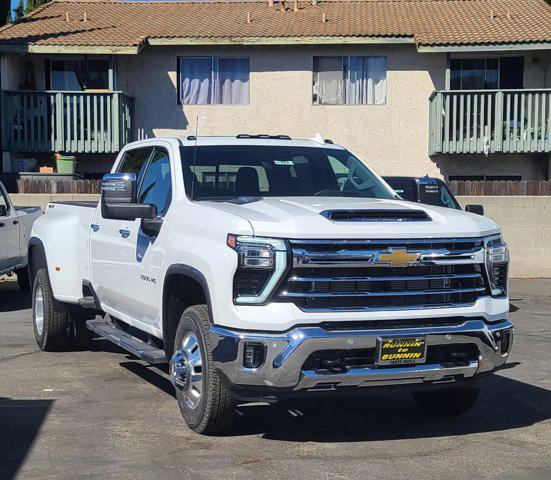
[429,89,551,155]
[1,91,134,154]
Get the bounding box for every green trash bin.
[56,155,76,174]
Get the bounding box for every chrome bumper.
[209,319,513,392]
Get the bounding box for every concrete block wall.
[11,194,100,210]
[9,194,551,279]
[457,196,551,278]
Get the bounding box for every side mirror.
[465,204,484,216]
[101,173,157,221]
[0,205,6,217]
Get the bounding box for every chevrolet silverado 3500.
[29,136,513,434]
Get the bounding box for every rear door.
[90,147,154,316]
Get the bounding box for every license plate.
[377,337,427,366]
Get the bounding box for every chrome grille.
[277,238,488,311]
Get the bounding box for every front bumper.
[209,319,513,393]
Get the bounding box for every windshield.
[180,145,394,201]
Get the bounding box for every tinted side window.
[138,149,172,216]
[118,147,153,188]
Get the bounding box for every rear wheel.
[170,305,236,434]
[16,266,31,292]
[411,382,480,416]
[33,268,92,351]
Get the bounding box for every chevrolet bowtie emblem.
[378,248,421,267]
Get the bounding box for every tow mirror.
[465,204,484,216]
[101,173,157,221]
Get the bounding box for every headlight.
[484,234,509,297]
[227,235,288,304]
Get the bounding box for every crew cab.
[0,180,41,291]
[29,136,513,434]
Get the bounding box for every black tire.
[171,305,236,434]
[412,382,480,417]
[16,266,31,292]
[32,268,92,351]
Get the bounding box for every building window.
[450,57,524,90]
[48,58,110,91]
[178,57,250,105]
[313,56,387,105]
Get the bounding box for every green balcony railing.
[1,90,134,154]
[429,89,551,155]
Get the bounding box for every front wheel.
[411,382,480,417]
[170,305,236,434]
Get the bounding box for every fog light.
[243,343,266,369]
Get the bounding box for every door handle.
[13,220,19,225]
[0,222,5,227]
[91,224,100,232]
[119,228,130,238]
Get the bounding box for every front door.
[90,146,153,319]
[120,147,173,328]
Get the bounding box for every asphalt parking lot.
[1,278,550,480]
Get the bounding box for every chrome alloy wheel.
[34,284,45,336]
[170,332,204,409]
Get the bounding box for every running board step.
[86,319,166,364]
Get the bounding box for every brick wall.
[457,196,551,278]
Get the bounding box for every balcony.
[1,91,134,154]
[429,89,551,155]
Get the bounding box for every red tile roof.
[0,0,550,51]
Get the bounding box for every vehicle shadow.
[118,357,551,443]
[0,398,53,480]
[230,374,551,442]
[0,281,31,312]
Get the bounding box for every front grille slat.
[278,238,488,311]
[279,287,485,298]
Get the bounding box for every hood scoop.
[321,209,432,222]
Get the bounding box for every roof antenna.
[191,115,199,201]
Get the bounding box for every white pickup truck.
[0,180,41,291]
[29,136,513,434]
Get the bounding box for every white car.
[29,135,513,434]
[0,180,41,291]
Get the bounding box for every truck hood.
[202,197,499,239]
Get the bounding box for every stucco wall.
[116,45,551,180]
[116,44,445,177]
[457,195,551,278]
[2,48,550,179]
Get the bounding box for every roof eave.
[417,42,551,53]
[0,44,142,54]
[147,35,415,46]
